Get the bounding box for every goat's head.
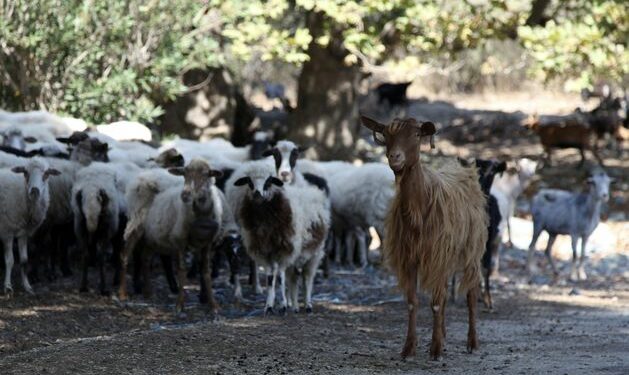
[149,148,184,168]
[586,171,614,203]
[169,158,222,212]
[360,116,435,174]
[234,168,284,204]
[262,140,306,183]
[474,159,507,194]
[1,129,37,150]
[12,159,61,200]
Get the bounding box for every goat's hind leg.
[544,234,559,280]
[429,286,447,360]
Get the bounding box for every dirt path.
[2,252,628,374]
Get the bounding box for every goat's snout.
[280,171,291,181]
[601,192,609,201]
[29,187,40,198]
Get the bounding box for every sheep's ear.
[168,167,185,176]
[360,115,386,133]
[269,177,283,187]
[261,149,275,157]
[297,145,309,153]
[24,136,38,143]
[234,177,253,188]
[56,137,71,144]
[209,170,223,179]
[11,166,27,175]
[44,168,61,177]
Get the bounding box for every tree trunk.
[289,12,361,161]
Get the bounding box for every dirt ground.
[1,92,628,374]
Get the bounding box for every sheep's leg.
[429,288,446,360]
[175,249,187,315]
[344,230,356,267]
[544,234,559,279]
[17,237,34,295]
[466,285,479,353]
[160,255,178,294]
[401,268,418,359]
[333,234,342,264]
[118,230,141,301]
[278,269,287,315]
[286,267,299,313]
[264,263,278,315]
[79,238,89,293]
[3,237,14,296]
[304,255,322,314]
[578,236,588,280]
[483,267,493,310]
[527,225,543,276]
[96,242,110,296]
[356,227,368,268]
[141,249,152,299]
[200,247,219,317]
[505,217,513,248]
[569,235,579,281]
[250,261,263,295]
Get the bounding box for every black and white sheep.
[227,160,330,314]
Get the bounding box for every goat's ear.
[269,177,284,187]
[24,136,38,143]
[234,177,252,188]
[11,166,27,175]
[168,167,185,176]
[360,115,386,133]
[209,170,223,179]
[44,168,61,177]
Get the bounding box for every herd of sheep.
[0,102,619,360]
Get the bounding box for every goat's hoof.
[4,286,13,298]
[400,342,417,359]
[264,306,274,316]
[278,306,287,316]
[429,342,443,360]
[467,337,479,353]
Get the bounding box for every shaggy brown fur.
[361,116,488,361]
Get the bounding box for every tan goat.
[360,116,488,360]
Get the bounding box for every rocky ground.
[1,92,628,374]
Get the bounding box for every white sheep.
[95,121,152,142]
[527,171,613,281]
[0,158,60,295]
[227,160,330,314]
[118,159,226,315]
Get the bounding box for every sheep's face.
[1,129,37,150]
[587,172,613,202]
[516,158,538,181]
[234,174,283,203]
[360,116,435,174]
[262,140,306,183]
[150,148,184,168]
[169,159,222,211]
[12,161,61,200]
[69,138,110,165]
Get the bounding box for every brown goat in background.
[361,116,488,361]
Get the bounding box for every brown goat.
[524,114,602,166]
[361,116,488,361]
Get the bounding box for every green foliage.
[0,0,221,123]
[518,1,628,89]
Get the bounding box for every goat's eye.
[373,131,386,146]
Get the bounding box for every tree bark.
[289,12,361,161]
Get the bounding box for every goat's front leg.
[430,287,446,360]
[401,269,418,359]
[17,237,34,295]
[278,269,287,315]
[3,237,15,296]
[569,235,579,281]
[264,263,278,315]
[578,236,588,280]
